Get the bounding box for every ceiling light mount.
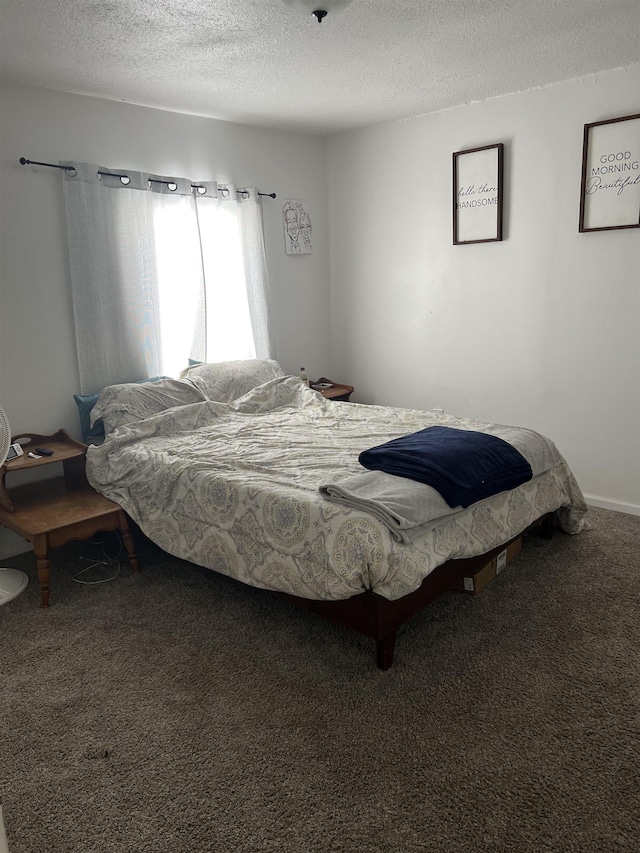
[282,0,353,23]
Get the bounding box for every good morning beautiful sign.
[579,113,640,232]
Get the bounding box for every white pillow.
[91,377,207,435]
[180,359,284,402]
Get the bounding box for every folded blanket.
[320,422,559,542]
[319,471,455,543]
[358,426,533,508]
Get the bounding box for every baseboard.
[584,494,640,516]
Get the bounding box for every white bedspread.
[86,376,587,601]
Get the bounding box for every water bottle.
[299,367,309,386]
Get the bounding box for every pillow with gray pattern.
[91,377,207,436]
[179,359,284,403]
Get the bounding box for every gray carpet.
[1,507,639,853]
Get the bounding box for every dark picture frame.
[453,143,503,245]
[579,113,640,232]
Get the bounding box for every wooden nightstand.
[311,377,354,402]
[0,430,139,607]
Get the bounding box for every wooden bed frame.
[275,511,554,670]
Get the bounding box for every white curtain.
[62,162,274,394]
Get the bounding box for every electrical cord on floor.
[72,532,123,585]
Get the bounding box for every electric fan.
[0,404,29,604]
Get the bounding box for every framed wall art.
[453,143,503,245]
[579,113,640,232]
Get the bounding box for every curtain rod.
[18,158,277,199]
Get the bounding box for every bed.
[84,359,587,668]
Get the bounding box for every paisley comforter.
[86,376,587,602]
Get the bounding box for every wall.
[0,69,638,565]
[0,82,331,556]
[327,66,640,515]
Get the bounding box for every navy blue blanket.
[358,426,533,508]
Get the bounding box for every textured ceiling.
[1,0,639,135]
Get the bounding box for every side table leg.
[119,512,140,573]
[34,537,50,608]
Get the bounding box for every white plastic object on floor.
[0,798,9,853]
[0,568,28,605]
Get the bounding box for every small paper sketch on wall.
[283,200,313,255]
